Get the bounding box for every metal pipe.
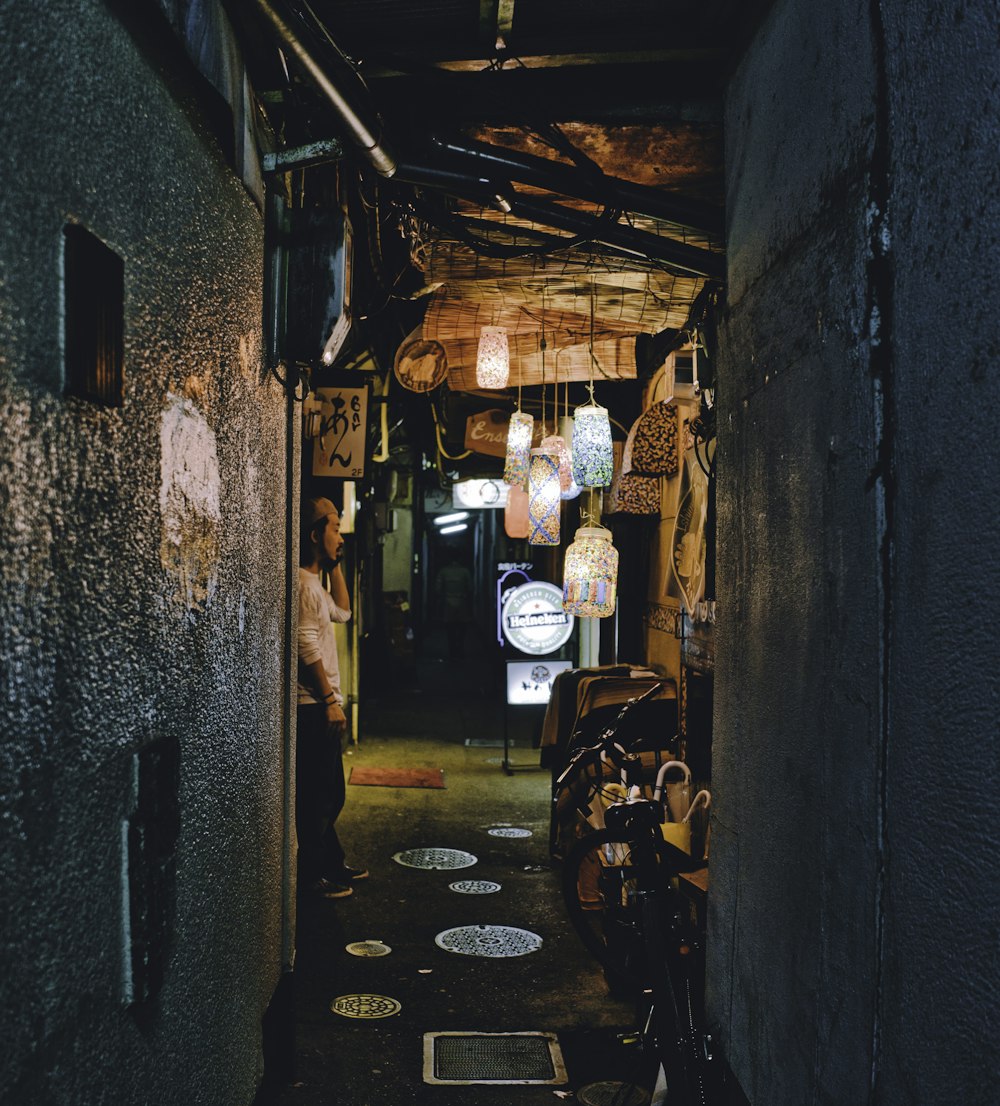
[431,135,724,237]
[249,0,397,177]
[509,194,725,279]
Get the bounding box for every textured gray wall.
[0,3,290,1104]
[710,0,1000,1102]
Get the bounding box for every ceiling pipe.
[397,161,724,277]
[430,135,724,238]
[248,0,397,177]
[400,161,722,277]
[508,194,725,279]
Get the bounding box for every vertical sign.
[312,386,368,478]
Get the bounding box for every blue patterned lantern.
[572,404,613,488]
[528,448,561,546]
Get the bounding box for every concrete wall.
[710,0,1000,1101]
[0,3,291,1104]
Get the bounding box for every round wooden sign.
[393,327,448,392]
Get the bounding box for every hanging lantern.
[562,526,619,617]
[556,415,581,500]
[528,448,561,546]
[476,326,510,389]
[503,410,534,486]
[504,484,529,538]
[572,404,614,488]
[540,433,573,493]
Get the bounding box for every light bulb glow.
[439,523,468,535]
[562,526,619,617]
[572,404,614,488]
[528,448,561,546]
[476,326,510,389]
[433,511,469,526]
[503,410,534,486]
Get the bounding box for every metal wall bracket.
[263,138,344,175]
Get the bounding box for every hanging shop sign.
[666,451,709,616]
[464,409,511,458]
[501,581,575,656]
[312,386,369,478]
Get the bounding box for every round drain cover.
[577,1082,650,1106]
[488,827,533,838]
[393,847,478,870]
[435,924,542,957]
[345,940,392,957]
[448,879,502,895]
[330,994,401,1019]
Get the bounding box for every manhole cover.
[424,1032,567,1085]
[488,827,533,838]
[330,994,401,1019]
[577,1081,651,1106]
[448,880,502,895]
[435,924,542,957]
[393,847,478,870]
[345,940,391,957]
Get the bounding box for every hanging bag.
[630,400,682,477]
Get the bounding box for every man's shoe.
[311,878,353,899]
[340,864,369,881]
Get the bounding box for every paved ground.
[259,631,648,1106]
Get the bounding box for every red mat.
[349,766,445,789]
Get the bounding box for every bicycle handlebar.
[554,682,665,790]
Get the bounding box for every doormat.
[349,766,445,789]
[423,1032,567,1085]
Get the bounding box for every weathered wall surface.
[0,3,289,1104]
[877,2,1000,1100]
[710,0,999,1101]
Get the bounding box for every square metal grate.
[423,1032,567,1085]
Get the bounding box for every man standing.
[297,497,367,898]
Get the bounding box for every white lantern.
[572,404,614,488]
[476,326,510,389]
[503,410,534,486]
[528,448,561,546]
[540,433,573,493]
[562,526,619,617]
[556,415,581,500]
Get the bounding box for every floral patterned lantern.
[572,403,614,487]
[528,448,561,546]
[476,326,510,389]
[562,526,619,617]
[503,410,534,486]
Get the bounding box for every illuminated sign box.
[506,660,573,706]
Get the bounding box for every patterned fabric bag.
[607,425,659,515]
[630,401,681,476]
[616,472,660,514]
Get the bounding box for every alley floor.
[263,626,648,1106]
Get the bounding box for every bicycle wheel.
[561,828,652,995]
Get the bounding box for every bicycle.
[554,687,723,1106]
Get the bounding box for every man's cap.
[305,497,338,526]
